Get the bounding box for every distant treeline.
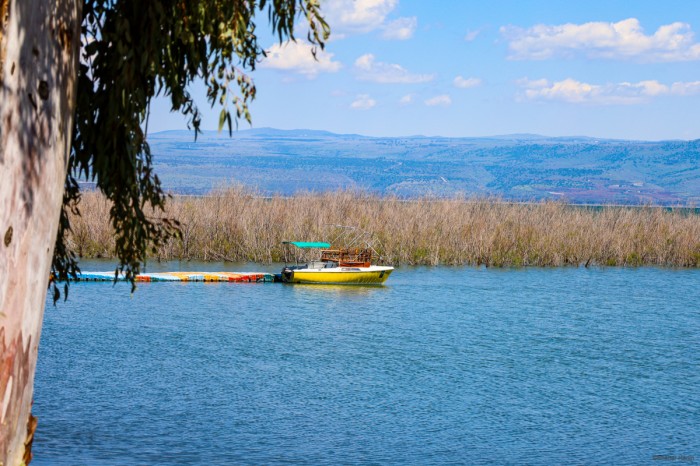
[69,187,700,267]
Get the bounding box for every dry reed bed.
[68,187,700,267]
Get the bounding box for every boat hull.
[285,266,394,284]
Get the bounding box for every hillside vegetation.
[146,129,700,205]
[69,187,700,267]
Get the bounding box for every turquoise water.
[33,262,699,465]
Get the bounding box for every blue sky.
[148,0,700,140]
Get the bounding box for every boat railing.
[320,248,372,267]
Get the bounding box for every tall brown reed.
[70,186,700,267]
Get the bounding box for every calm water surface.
[33,262,699,465]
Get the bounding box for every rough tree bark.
[0,0,80,463]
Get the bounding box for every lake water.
[33,262,699,465]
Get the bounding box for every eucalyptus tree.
[0,0,328,462]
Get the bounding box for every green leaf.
[218,108,226,132]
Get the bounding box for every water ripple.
[33,263,700,465]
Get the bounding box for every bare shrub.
[70,189,700,267]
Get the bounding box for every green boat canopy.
[282,241,331,249]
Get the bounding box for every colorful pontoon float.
[75,271,274,283]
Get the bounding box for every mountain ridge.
[147,128,700,205]
[149,127,699,143]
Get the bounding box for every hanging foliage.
[50,0,329,299]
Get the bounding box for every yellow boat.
[280,241,394,285]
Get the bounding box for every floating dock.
[75,271,275,283]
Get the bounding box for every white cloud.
[454,76,482,88]
[636,80,670,97]
[502,18,700,62]
[262,41,341,77]
[517,77,700,105]
[425,95,452,107]
[464,29,480,42]
[350,94,377,110]
[671,81,700,95]
[354,53,435,83]
[399,94,414,105]
[323,0,398,35]
[382,16,417,40]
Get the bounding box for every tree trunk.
[0,0,80,463]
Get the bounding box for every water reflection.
[287,283,389,299]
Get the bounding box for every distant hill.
[147,129,700,204]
